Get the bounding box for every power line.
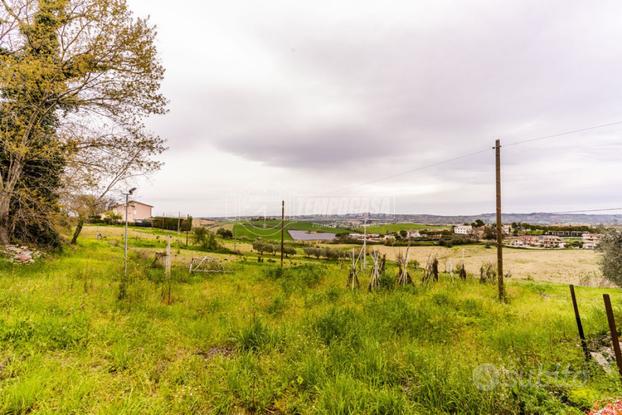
[307,148,492,198]
[544,207,622,215]
[505,119,622,147]
[204,118,622,217]
[334,118,622,191]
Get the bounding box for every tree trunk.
[0,224,9,245]
[70,217,85,245]
[0,196,11,245]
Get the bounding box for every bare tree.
[63,122,165,244]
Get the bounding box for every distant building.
[508,235,564,249]
[541,235,565,249]
[545,230,585,237]
[111,200,153,223]
[508,238,525,247]
[407,230,422,238]
[582,233,602,250]
[454,225,473,235]
[348,232,381,242]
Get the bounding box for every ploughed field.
[0,228,620,414]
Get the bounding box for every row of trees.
[1,0,166,247]
[303,246,349,260]
[252,241,296,257]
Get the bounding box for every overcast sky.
[127,0,622,218]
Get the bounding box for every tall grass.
[0,235,620,414]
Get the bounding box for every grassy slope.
[233,220,350,242]
[0,233,621,413]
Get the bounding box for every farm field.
[232,220,350,242]
[81,225,603,285]
[328,244,604,286]
[0,227,621,413]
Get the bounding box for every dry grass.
[330,244,604,285]
[82,226,604,285]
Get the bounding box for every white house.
[454,225,473,235]
[582,233,602,250]
[407,230,422,238]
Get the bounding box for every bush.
[232,317,274,352]
[192,227,221,251]
[303,246,346,260]
[152,216,192,231]
[598,230,622,287]
[216,228,233,239]
[252,241,276,255]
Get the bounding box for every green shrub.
[232,317,275,352]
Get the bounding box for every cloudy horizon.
[126,0,622,218]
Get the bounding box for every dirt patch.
[196,346,234,360]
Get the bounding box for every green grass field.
[363,223,450,234]
[233,220,350,241]
[0,226,621,414]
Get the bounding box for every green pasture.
[0,227,620,414]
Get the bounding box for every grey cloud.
[195,0,622,173]
[131,0,622,215]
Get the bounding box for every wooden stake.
[494,139,505,301]
[603,294,622,381]
[569,285,590,361]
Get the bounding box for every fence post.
[603,294,622,381]
[165,236,172,304]
[569,285,590,361]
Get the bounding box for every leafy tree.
[279,245,296,257]
[192,227,219,251]
[216,228,233,239]
[399,230,408,239]
[598,230,622,287]
[65,126,165,244]
[472,219,485,228]
[193,227,208,246]
[0,0,166,245]
[103,210,122,224]
[483,226,496,240]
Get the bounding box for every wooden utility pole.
[603,294,622,381]
[363,223,367,270]
[280,200,285,269]
[495,139,505,301]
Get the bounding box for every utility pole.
[363,222,367,270]
[123,188,137,278]
[185,214,190,247]
[280,200,285,269]
[124,194,129,277]
[494,139,505,302]
[122,187,136,296]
